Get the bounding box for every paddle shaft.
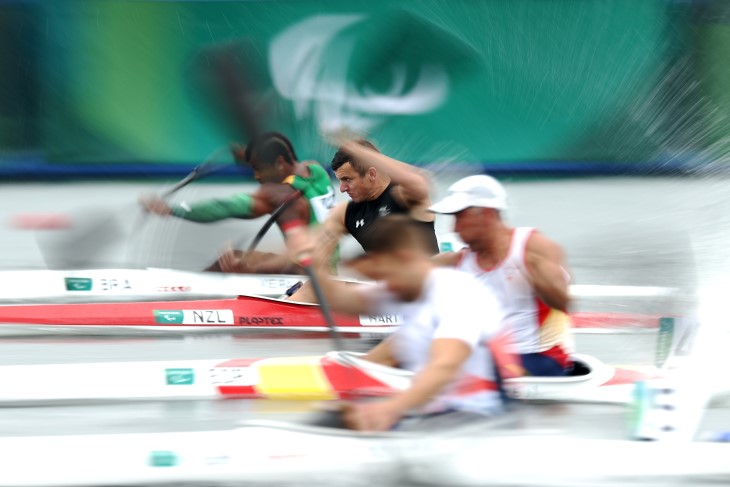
[239,182,344,350]
[303,264,344,350]
[244,189,304,253]
[161,145,232,199]
[160,171,199,198]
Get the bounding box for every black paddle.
[243,189,305,254]
[160,148,231,199]
[190,39,345,348]
[302,263,344,350]
[189,178,344,353]
[233,189,344,350]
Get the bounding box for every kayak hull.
[0,268,303,303]
[0,421,727,487]
[0,293,665,337]
[0,352,657,405]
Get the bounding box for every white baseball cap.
[429,174,507,214]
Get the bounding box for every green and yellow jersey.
[170,162,334,225]
[282,163,335,225]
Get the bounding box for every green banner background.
[1,0,729,174]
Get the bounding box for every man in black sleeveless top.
[335,140,439,255]
[288,138,438,302]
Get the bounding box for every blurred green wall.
[1,0,728,174]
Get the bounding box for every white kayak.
[0,351,658,406]
[0,268,304,303]
[0,266,679,304]
[0,418,727,487]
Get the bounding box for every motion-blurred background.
[0,3,729,483]
[2,0,730,178]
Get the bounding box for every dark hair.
[357,215,433,256]
[243,132,298,166]
[330,139,379,176]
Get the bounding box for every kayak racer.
[288,136,439,302]
[430,175,574,377]
[140,132,335,275]
[288,215,515,432]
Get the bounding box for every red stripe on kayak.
[0,295,665,331]
[321,357,397,399]
[214,358,259,368]
[217,385,259,397]
[213,358,261,396]
[604,367,660,386]
[452,377,499,395]
[571,312,662,329]
[0,295,369,327]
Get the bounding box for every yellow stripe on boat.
[255,356,337,400]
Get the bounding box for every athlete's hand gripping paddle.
[215,188,306,274]
[284,220,344,351]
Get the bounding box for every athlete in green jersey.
[140,132,335,274]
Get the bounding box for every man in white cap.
[430,175,573,376]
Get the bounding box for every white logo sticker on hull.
[186,310,234,324]
[209,367,259,386]
[358,314,403,326]
[154,309,235,325]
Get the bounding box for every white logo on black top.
[355,219,365,228]
[378,206,391,217]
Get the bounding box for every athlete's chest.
[347,197,404,230]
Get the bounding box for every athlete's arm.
[344,338,471,431]
[431,251,461,267]
[285,209,371,312]
[245,252,301,274]
[393,338,471,408]
[309,201,347,270]
[524,232,571,312]
[146,186,276,224]
[219,249,301,275]
[309,267,373,315]
[362,336,398,367]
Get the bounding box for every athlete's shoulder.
[257,182,298,205]
[302,161,329,179]
[325,201,348,226]
[525,229,564,259]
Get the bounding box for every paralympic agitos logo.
[268,13,455,133]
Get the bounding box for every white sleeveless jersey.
[370,267,506,416]
[456,227,573,356]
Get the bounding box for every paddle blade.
[9,213,73,230]
[186,39,269,143]
[35,208,127,269]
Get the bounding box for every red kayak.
[0,294,664,333]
